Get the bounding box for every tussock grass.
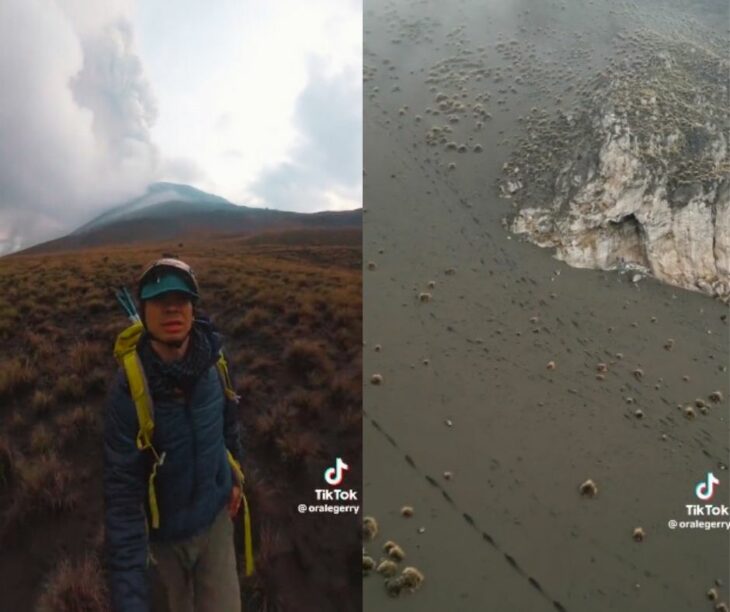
[29,422,54,454]
[0,435,15,488]
[54,374,85,401]
[5,452,78,528]
[69,342,106,377]
[274,430,323,465]
[56,405,97,447]
[36,553,110,612]
[31,390,54,417]
[0,357,33,399]
[282,339,334,385]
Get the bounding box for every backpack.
[113,320,254,576]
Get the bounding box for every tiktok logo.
[695,472,720,501]
[324,457,349,486]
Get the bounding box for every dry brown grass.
[244,468,284,519]
[232,306,271,336]
[2,452,79,536]
[285,388,325,421]
[69,341,106,377]
[0,233,361,609]
[274,430,323,465]
[282,339,334,385]
[0,357,33,399]
[56,405,97,447]
[252,409,277,441]
[31,390,54,416]
[36,553,110,612]
[0,435,15,488]
[53,374,85,401]
[29,422,54,454]
[25,331,54,360]
[7,409,26,431]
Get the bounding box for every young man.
[104,258,244,612]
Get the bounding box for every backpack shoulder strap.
[215,350,254,576]
[114,321,155,450]
[113,321,164,529]
[215,349,241,403]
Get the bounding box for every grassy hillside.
[0,229,362,611]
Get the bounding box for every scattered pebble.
[363,555,376,572]
[418,292,432,303]
[579,479,598,497]
[546,360,556,370]
[367,261,377,270]
[401,506,414,518]
[709,391,723,403]
[632,527,645,542]
[371,374,383,385]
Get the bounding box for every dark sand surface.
[363,0,729,610]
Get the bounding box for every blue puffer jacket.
[103,318,243,612]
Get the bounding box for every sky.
[0,0,361,255]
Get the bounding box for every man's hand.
[228,485,241,518]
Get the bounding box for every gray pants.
[150,506,242,612]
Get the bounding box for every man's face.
[144,291,194,343]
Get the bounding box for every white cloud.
[134,0,362,206]
[0,0,158,254]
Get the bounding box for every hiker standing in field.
[103,257,253,612]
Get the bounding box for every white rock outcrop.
[503,37,729,301]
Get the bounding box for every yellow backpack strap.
[215,351,241,403]
[218,352,253,574]
[227,449,254,576]
[114,321,165,529]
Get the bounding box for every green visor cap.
[140,271,199,301]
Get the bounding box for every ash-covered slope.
[501,32,729,301]
[14,182,361,255]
